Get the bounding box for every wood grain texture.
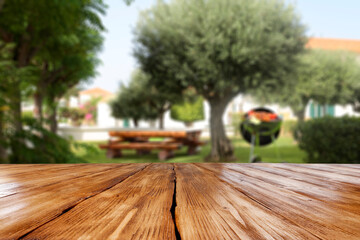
[0,163,359,239]
[0,164,123,198]
[175,163,317,240]
[0,164,148,239]
[24,163,176,240]
[197,163,360,240]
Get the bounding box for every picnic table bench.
[99,129,206,160]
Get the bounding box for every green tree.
[348,69,360,113]
[35,28,103,132]
[110,70,158,127]
[134,0,306,161]
[0,0,106,133]
[171,96,204,127]
[253,50,360,122]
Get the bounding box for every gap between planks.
[0,164,133,199]
[19,163,182,240]
[194,163,360,240]
[17,164,152,239]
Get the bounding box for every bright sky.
[88,0,360,92]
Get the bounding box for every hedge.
[293,117,360,163]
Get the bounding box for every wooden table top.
[109,129,201,138]
[0,163,360,239]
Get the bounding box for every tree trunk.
[133,119,139,128]
[184,122,193,128]
[12,82,22,133]
[206,98,235,162]
[49,105,58,133]
[158,112,164,129]
[294,108,306,123]
[33,92,43,122]
[0,112,8,163]
[0,0,5,12]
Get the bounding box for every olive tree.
[134,0,306,161]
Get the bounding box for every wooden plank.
[197,163,360,240]
[175,163,317,240]
[23,163,176,240]
[0,164,124,198]
[270,163,360,185]
[0,164,148,239]
[298,164,360,177]
[222,164,360,213]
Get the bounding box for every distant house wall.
[97,103,122,127]
[58,126,124,141]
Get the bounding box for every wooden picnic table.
[0,163,360,239]
[100,129,205,160]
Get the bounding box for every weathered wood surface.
[0,163,359,239]
[0,164,149,239]
[25,164,176,240]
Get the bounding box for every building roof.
[307,38,360,54]
[79,87,114,102]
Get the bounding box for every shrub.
[80,97,100,125]
[8,118,95,164]
[170,97,204,126]
[59,107,85,126]
[293,117,360,163]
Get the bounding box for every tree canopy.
[110,70,158,127]
[0,0,112,163]
[253,50,360,121]
[134,0,307,161]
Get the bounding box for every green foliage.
[134,0,307,158]
[349,75,360,112]
[0,0,136,164]
[111,70,158,123]
[81,97,101,125]
[9,118,83,164]
[294,117,360,163]
[59,107,86,126]
[252,50,360,120]
[134,0,306,98]
[111,69,178,127]
[171,97,204,124]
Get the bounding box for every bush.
[59,107,85,126]
[171,97,204,126]
[8,118,89,164]
[294,117,360,163]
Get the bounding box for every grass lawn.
[75,136,306,163]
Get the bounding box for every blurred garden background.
[1,0,360,164]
